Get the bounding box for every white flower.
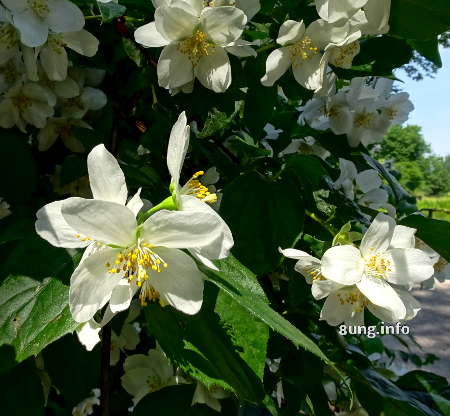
[315,0,368,24]
[38,117,91,152]
[72,388,100,416]
[167,112,234,269]
[134,2,249,92]
[0,16,20,63]
[192,382,229,412]
[38,30,99,81]
[261,19,359,91]
[0,81,55,131]
[279,137,330,160]
[121,349,176,405]
[263,123,283,140]
[0,55,26,93]
[379,92,414,126]
[319,214,433,322]
[0,197,12,219]
[2,0,85,47]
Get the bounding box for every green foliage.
[0,276,79,363]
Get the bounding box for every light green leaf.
[0,276,79,362]
[203,256,330,364]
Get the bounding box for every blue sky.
[396,48,450,157]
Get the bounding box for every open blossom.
[121,349,176,405]
[192,382,229,412]
[0,81,55,131]
[261,19,361,91]
[166,112,234,269]
[134,1,250,92]
[0,197,11,219]
[281,214,434,326]
[2,0,85,48]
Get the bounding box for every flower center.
[329,41,360,68]
[184,171,217,203]
[0,23,18,49]
[11,93,31,111]
[384,107,398,121]
[365,255,392,279]
[147,375,163,392]
[290,36,320,65]
[337,288,368,313]
[304,264,324,281]
[178,30,215,65]
[105,242,168,306]
[28,0,50,19]
[354,112,373,128]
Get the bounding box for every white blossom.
[121,349,176,405]
[261,19,360,91]
[192,382,229,412]
[72,389,100,416]
[0,197,12,219]
[2,0,85,47]
[134,1,250,92]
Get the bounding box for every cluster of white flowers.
[282,213,435,326]
[0,197,11,219]
[261,0,391,92]
[301,77,414,147]
[0,0,106,151]
[334,158,395,216]
[36,113,233,345]
[121,346,229,411]
[134,0,259,93]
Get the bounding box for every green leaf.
[98,1,126,22]
[144,283,266,403]
[407,38,443,67]
[0,275,79,362]
[203,255,331,365]
[221,172,304,275]
[389,0,450,40]
[400,215,450,262]
[397,370,449,395]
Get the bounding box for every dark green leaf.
[0,275,79,362]
[203,255,331,365]
[221,172,304,274]
[400,215,450,262]
[407,38,443,67]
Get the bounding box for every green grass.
[417,194,450,222]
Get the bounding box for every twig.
[100,325,111,416]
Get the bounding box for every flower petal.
[62,29,99,57]
[110,280,137,313]
[69,247,122,322]
[35,198,89,248]
[390,225,416,249]
[155,3,198,42]
[356,169,381,193]
[150,247,205,315]
[87,144,128,205]
[277,20,305,45]
[126,189,144,217]
[311,280,343,300]
[195,47,231,93]
[62,198,137,247]
[180,195,233,259]
[320,291,359,326]
[134,21,169,47]
[386,248,435,285]
[142,209,223,249]
[360,213,395,258]
[279,248,311,260]
[47,0,85,33]
[167,112,189,187]
[356,274,406,321]
[157,44,194,89]
[40,44,68,81]
[260,47,291,87]
[321,245,364,285]
[201,6,246,46]
[76,319,101,351]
